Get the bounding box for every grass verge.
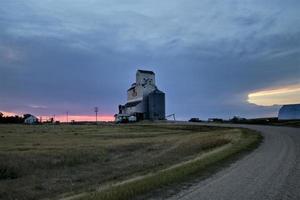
[78,129,262,200]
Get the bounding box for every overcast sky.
[1,0,300,120]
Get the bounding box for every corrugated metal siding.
[147,91,165,120]
[278,104,300,120]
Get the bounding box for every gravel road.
[167,125,300,200]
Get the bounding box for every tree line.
[0,113,32,124]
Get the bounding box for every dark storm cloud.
[0,0,299,119]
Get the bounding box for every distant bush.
[188,118,203,122]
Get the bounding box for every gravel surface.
[167,125,300,200]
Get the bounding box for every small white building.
[24,115,38,124]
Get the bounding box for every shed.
[24,115,38,124]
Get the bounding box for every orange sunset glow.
[248,84,300,106]
[0,111,19,116]
[48,115,114,122]
[0,111,114,122]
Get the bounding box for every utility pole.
[94,107,98,124]
[66,111,69,123]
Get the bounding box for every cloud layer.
[0,0,299,119]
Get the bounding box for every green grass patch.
[80,129,262,200]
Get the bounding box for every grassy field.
[0,124,261,200]
[271,120,300,128]
[227,119,300,128]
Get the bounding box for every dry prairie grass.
[0,124,253,200]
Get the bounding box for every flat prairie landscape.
[0,124,261,200]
